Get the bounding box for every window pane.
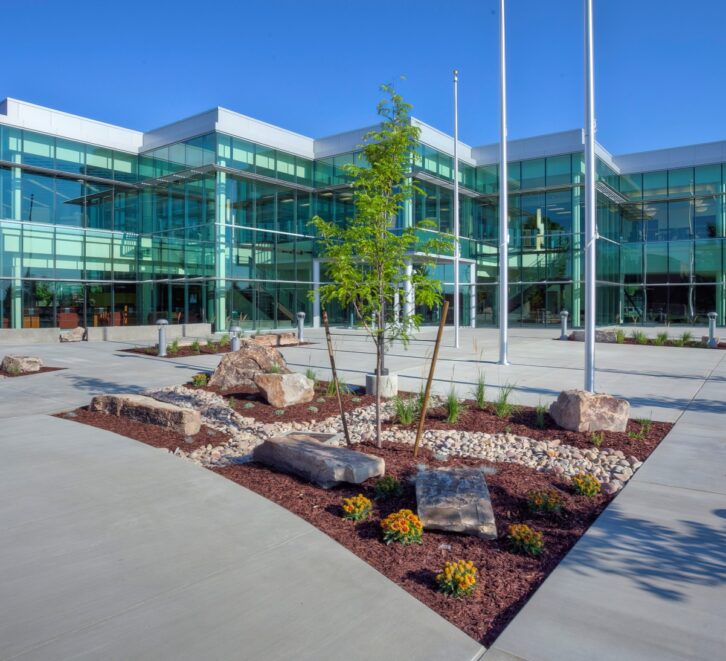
[546,154,571,186]
[22,132,54,169]
[55,139,86,175]
[521,159,545,189]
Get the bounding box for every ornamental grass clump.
[632,330,648,345]
[535,402,547,429]
[191,373,209,387]
[494,383,516,418]
[393,395,417,425]
[473,371,486,409]
[615,329,626,344]
[654,331,669,346]
[527,488,563,515]
[190,340,201,354]
[436,560,478,598]
[508,523,544,556]
[341,494,372,522]
[445,386,464,424]
[374,475,402,500]
[381,509,423,545]
[591,431,604,448]
[571,472,601,497]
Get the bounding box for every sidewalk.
[0,414,484,661]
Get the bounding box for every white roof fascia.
[0,98,143,153]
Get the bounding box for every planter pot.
[365,372,398,398]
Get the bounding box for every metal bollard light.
[559,310,569,340]
[230,325,242,352]
[296,311,306,342]
[708,312,718,348]
[157,319,169,357]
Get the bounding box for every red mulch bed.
[387,402,671,462]
[0,367,65,378]
[194,380,376,425]
[122,340,311,359]
[56,407,231,452]
[216,442,613,647]
[570,337,726,350]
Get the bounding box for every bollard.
[157,319,169,357]
[708,312,718,348]
[296,311,306,342]
[230,325,242,352]
[559,310,569,340]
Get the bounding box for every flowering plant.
[508,523,544,556]
[380,509,423,545]
[341,494,372,521]
[436,560,478,598]
[527,489,563,514]
[571,472,601,497]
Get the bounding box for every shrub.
[654,331,669,346]
[473,372,486,410]
[168,339,180,355]
[494,383,516,418]
[374,475,402,500]
[191,373,209,387]
[590,431,604,448]
[615,329,625,344]
[632,330,648,345]
[219,333,231,347]
[635,417,652,435]
[571,472,601,497]
[243,402,255,410]
[508,524,544,556]
[535,402,547,429]
[325,379,351,396]
[381,509,423,545]
[393,395,417,425]
[445,386,464,424]
[341,494,372,521]
[190,340,201,354]
[274,409,285,416]
[436,560,478,598]
[527,489,563,514]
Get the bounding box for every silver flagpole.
[498,0,509,365]
[453,69,460,348]
[584,0,596,391]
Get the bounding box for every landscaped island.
[58,342,671,647]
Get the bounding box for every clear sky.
[2,0,724,155]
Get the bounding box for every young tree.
[311,84,449,447]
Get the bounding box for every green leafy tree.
[311,84,449,447]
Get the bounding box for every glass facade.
[1,116,725,332]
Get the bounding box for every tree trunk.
[375,310,383,448]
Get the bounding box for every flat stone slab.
[253,436,384,489]
[415,467,497,539]
[1,355,43,373]
[279,431,342,446]
[253,372,315,408]
[90,394,201,436]
[549,389,630,432]
[570,329,617,343]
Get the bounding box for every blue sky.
[2,0,724,154]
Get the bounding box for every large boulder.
[208,342,288,392]
[253,372,315,408]
[1,355,43,374]
[253,436,384,489]
[60,327,85,343]
[415,467,497,539]
[570,329,617,343]
[252,332,298,347]
[90,394,201,435]
[549,389,630,432]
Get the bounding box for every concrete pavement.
[0,414,484,661]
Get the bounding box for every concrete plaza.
[0,327,724,659]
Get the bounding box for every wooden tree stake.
[413,300,449,458]
[322,309,352,447]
